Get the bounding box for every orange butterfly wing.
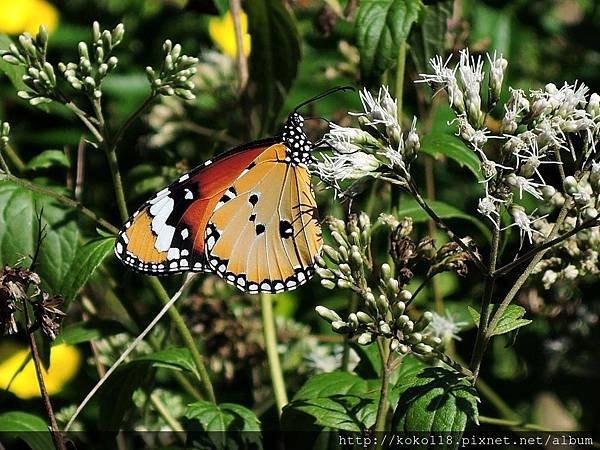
[115,140,275,274]
[204,143,322,293]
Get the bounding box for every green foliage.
[53,319,126,346]
[392,367,479,440]
[356,0,422,83]
[184,401,261,449]
[134,347,201,380]
[420,133,483,181]
[409,1,453,74]
[24,150,70,172]
[0,181,79,294]
[60,236,115,309]
[0,34,26,90]
[468,304,532,336]
[396,198,491,240]
[0,412,53,450]
[282,372,380,431]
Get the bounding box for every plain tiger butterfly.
[114,87,352,294]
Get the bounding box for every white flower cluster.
[419,50,600,248]
[312,86,420,195]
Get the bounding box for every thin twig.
[408,180,488,273]
[64,274,197,431]
[230,0,249,92]
[0,172,118,234]
[4,143,26,172]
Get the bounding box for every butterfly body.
[115,113,322,293]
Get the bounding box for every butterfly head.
[283,112,313,166]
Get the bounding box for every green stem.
[341,293,359,371]
[260,293,288,415]
[409,181,488,273]
[394,40,406,122]
[149,393,185,435]
[374,343,393,440]
[478,415,550,432]
[104,145,130,222]
[484,200,571,345]
[111,93,157,146]
[0,172,118,234]
[147,277,216,403]
[470,218,500,380]
[4,143,26,172]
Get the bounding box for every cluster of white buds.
[57,22,123,98]
[145,40,199,100]
[313,87,420,196]
[314,213,372,291]
[315,214,470,374]
[1,26,58,105]
[531,176,600,289]
[419,50,600,249]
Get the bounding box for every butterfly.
[114,87,351,294]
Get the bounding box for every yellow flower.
[0,343,81,399]
[208,9,251,58]
[0,0,59,36]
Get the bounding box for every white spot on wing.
[167,248,180,260]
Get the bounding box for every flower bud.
[563,176,579,195]
[391,300,406,317]
[357,332,373,345]
[315,306,342,323]
[376,295,389,316]
[321,279,335,289]
[338,263,351,276]
[331,231,347,248]
[323,245,339,263]
[414,311,433,332]
[337,279,351,289]
[332,320,350,333]
[413,343,434,355]
[408,332,422,344]
[316,267,334,279]
[356,311,373,324]
[584,207,598,220]
[379,321,392,336]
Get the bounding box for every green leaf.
[420,133,482,180]
[134,347,200,380]
[283,372,380,432]
[213,0,230,15]
[53,319,126,346]
[409,0,453,75]
[0,34,26,90]
[185,401,261,449]
[98,362,151,430]
[356,0,423,83]
[245,0,301,135]
[392,367,479,442]
[468,304,532,336]
[0,412,54,450]
[396,198,491,241]
[25,150,71,172]
[60,237,115,309]
[0,181,80,295]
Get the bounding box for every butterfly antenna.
[64,273,197,431]
[293,86,354,113]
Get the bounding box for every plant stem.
[469,217,500,380]
[260,293,288,415]
[409,181,488,273]
[374,343,393,441]
[111,93,157,146]
[147,277,215,402]
[149,393,185,435]
[22,301,66,450]
[493,217,599,277]
[4,143,26,172]
[341,293,358,371]
[478,415,550,432]
[104,145,130,222]
[394,40,406,122]
[230,0,249,92]
[0,172,118,234]
[485,201,571,340]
